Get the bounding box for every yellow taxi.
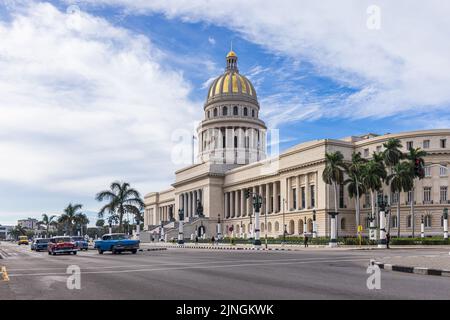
[18,235,29,245]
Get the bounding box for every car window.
[102,235,111,240]
[41,239,49,243]
[111,234,127,240]
[55,237,71,243]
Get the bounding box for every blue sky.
[0,0,449,225]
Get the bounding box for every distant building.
[17,218,39,230]
[0,225,14,240]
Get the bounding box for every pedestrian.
[211,236,215,246]
[195,235,199,245]
[304,234,309,248]
[386,232,390,249]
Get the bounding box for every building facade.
[143,51,450,240]
[17,218,39,230]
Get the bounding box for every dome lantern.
[226,50,238,72]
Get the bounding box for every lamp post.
[312,210,317,238]
[377,195,390,249]
[244,189,262,247]
[240,220,243,239]
[177,209,184,245]
[282,198,286,244]
[217,214,222,241]
[444,208,448,240]
[328,212,338,247]
[421,215,425,238]
[264,198,268,249]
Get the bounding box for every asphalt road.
[1,241,450,300]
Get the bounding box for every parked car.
[94,233,139,254]
[18,236,29,245]
[31,238,50,251]
[47,236,78,255]
[71,236,89,251]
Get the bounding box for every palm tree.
[361,159,387,239]
[406,147,427,237]
[10,225,26,239]
[322,151,345,241]
[383,138,403,171]
[96,181,144,232]
[40,214,56,237]
[74,213,90,236]
[59,203,83,235]
[387,162,414,238]
[344,152,367,235]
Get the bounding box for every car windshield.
[55,237,71,243]
[36,239,49,243]
[110,234,128,240]
[19,236,27,240]
[71,237,83,241]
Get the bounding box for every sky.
[0,0,450,225]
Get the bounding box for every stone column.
[305,174,310,209]
[184,193,188,220]
[193,190,197,217]
[235,190,240,217]
[230,191,235,218]
[225,192,229,218]
[266,183,270,214]
[273,181,279,213]
[241,189,246,217]
[296,176,301,210]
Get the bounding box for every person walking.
[304,234,309,248]
[211,236,215,246]
[195,235,199,245]
[386,232,390,249]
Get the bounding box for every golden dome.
[205,50,258,104]
[226,50,237,58]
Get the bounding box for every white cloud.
[82,0,450,120]
[0,1,199,220]
[208,36,215,45]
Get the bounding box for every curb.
[372,260,450,277]
[138,248,167,252]
[143,245,295,251]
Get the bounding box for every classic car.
[31,238,50,251]
[18,236,29,245]
[94,233,139,254]
[47,236,78,255]
[71,236,89,251]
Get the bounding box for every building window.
[423,140,430,149]
[441,186,448,203]
[340,218,346,230]
[407,191,413,204]
[275,221,279,232]
[407,215,412,228]
[440,164,448,177]
[207,110,210,118]
[441,139,447,148]
[233,106,238,116]
[406,141,413,150]
[424,215,432,228]
[423,187,432,203]
[252,109,255,117]
[292,188,297,209]
[424,166,431,177]
[213,108,218,117]
[364,149,369,157]
[365,218,370,229]
[243,107,248,116]
[302,187,306,209]
[441,216,445,227]
[222,106,228,116]
[391,216,398,228]
[391,192,399,204]
[339,184,344,208]
[310,185,315,208]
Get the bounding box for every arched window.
[261,223,265,232]
[233,106,238,115]
[391,216,398,228]
[252,109,255,117]
[234,136,238,148]
[275,221,279,232]
[407,215,412,228]
[425,215,432,228]
[268,222,272,232]
[242,224,246,233]
[307,219,313,232]
[340,218,346,230]
[243,107,248,116]
[213,108,218,117]
[223,106,228,116]
[207,110,210,118]
[289,220,295,235]
[298,220,304,234]
[441,216,444,227]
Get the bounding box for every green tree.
[74,213,89,236]
[406,147,427,237]
[96,181,144,232]
[387,161,414,237]
[96,219,105,228]
[344,152,367,235]
[383,138,403,171]
[39,214,56,237]
[58,203,83,235]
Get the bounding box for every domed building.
[143,50,450,244]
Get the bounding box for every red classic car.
[47,236,78,255]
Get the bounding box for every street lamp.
[264,198,268,249]
[421,215,425,238]
[312,210,317,238]
[177,209,184,245]
[282,198,286,244]
[244,188,262,247]
[377,195,390,248]
[443,208,448,240]
[217,214,222,242]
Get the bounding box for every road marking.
[1,266,9,281]
[4,255,370,272]
[7,258,369,277]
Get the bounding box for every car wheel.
[111,246,117,254]
[98,249,104,254]
[73,251,77,255]
[48,251,51,255]
[52,251,56,256]
[131,249,137,254]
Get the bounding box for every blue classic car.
[71,236,89,251]
[94,233,140,254]
[31,238,49,251]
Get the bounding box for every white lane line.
[8,258,369,277]
[4,255,369,272]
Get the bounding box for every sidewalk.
[373,253,450,277]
